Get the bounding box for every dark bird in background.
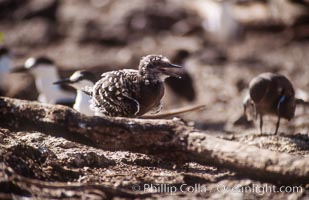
[244,72,296,135]
[165,49,196,102]
[82,55,181,117]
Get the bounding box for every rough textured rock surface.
[0,97,308,199]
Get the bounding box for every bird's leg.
[276,95,285,135]
[243,104,247,118]
[259,114,263,135]
[275,115,281,135]
[253,104,257,120]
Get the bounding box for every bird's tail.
[81,86,93,96]
[296,98,309,106]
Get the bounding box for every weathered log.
[0,96,308,184]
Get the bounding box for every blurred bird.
[244,72,296,135]
[188,0,241,42]
[269,0,308,26]
[0,46,13,89]
[12,56,75,105]
[82,55,182,117]
[0,46,18,97]
[165,49,196,102]
[54,70,96,116]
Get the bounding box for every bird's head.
[53,70,96,90]
[11,56,56,78]
[138,55,182,79]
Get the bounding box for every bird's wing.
[149,100,163,114]
[91,70,140,117]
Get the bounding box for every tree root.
[0,97,308,185]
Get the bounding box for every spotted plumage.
[83,55,181,117]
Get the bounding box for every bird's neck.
[74,90,93,115]
[34,67,73,103]
[139,70,161,85]
[73,81,94,104]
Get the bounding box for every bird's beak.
[160,63,182,79]
[167,63,182,68]
[53,78,71,85]
[10,65,27,73]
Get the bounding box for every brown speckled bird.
[83,55,181,117]
[244,72,296,135]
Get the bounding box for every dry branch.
[0,97,308,185]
